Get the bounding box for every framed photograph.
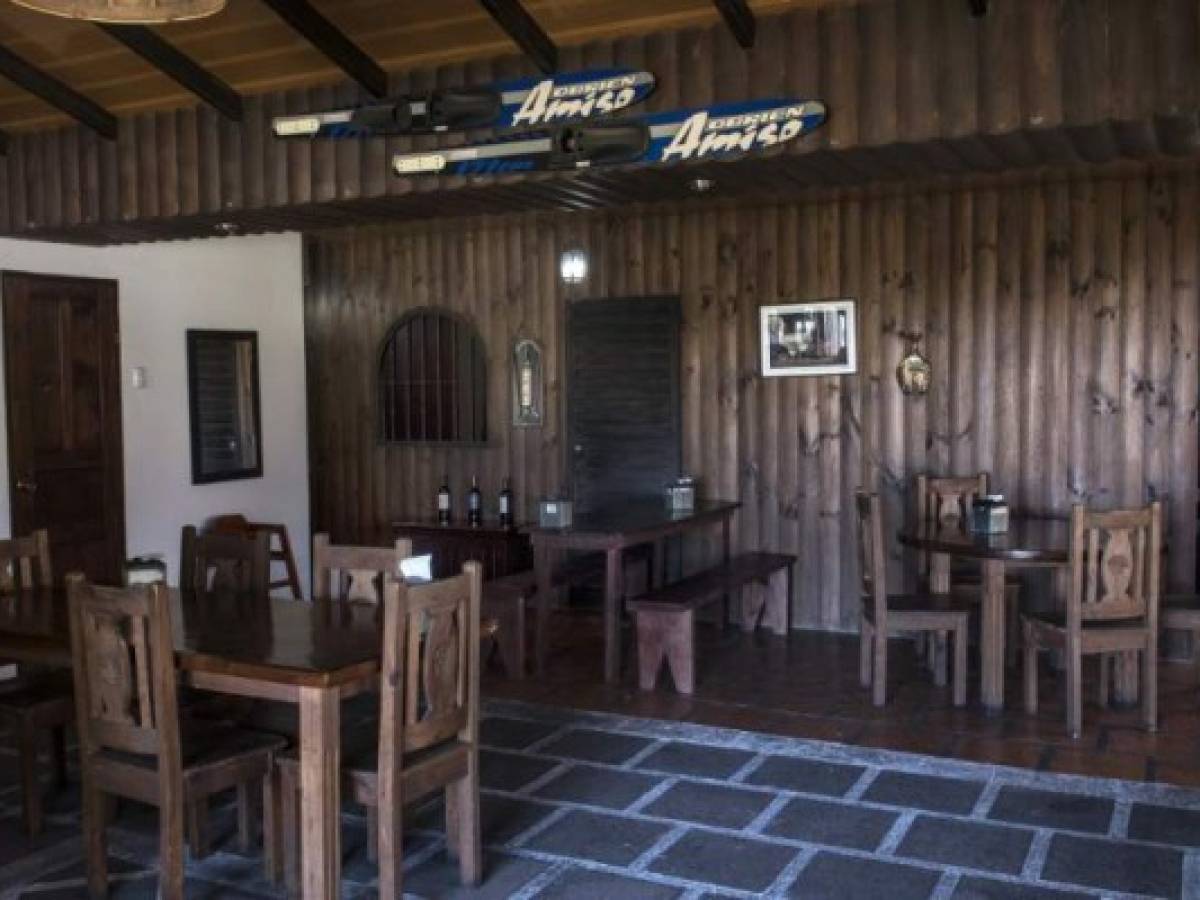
[759,299,858,377]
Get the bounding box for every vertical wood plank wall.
[305,165,1200,630]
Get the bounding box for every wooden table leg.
[603,547,624,684]
[534,545,554,677]
[299,685,341,900]
[981,559,1006,713]
[930,552,951,594]
[1113,650,1140,706]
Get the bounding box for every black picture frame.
[186,329,264,485]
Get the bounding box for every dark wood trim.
[258,0,388,98]
[713,0,755,48]
[97,25,243,122]
[477,0,557,74]
[0,44,117,139]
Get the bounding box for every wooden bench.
[628,552,797,694]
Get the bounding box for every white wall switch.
[130,366,147,389]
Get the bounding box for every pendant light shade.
[9,0,226,23]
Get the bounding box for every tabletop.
[524,498,741,547]
[897,516,1071,563]
[0,588,384,688]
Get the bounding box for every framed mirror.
[186,329,263,484]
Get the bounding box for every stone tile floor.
[2,700,1200,898]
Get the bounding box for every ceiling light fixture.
[10,0,226,23]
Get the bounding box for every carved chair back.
[312,533,414,603]
[66,575,182,773]
[915,473,990,574]
[378,561,481,769]
[0,528,52,592]
[180,525,269,594]
[1068,502,1162,630]
[855,492,888,634]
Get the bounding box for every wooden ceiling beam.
[713,0,756,48]
[0,43,116,139]
[478,0,558,74]
[98,24,243,122]
[258,0,388,98]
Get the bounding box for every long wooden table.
[526,499,740,682]
[0,588,381,900]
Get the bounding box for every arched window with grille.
[378,308,487,443]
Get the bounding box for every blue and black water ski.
[390,98,827,176]
[271,68,656,138]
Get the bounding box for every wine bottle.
[437,475,452,525]
[498,476,514,528]
[467,476,483,527]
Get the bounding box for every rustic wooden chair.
[180,525,270,595]
[312,532,413,602]
[0,529,74,836]
[279,562,483,898]
[857,491,970,707]
[67,575,286,899]
[1023,501,1162,739]
[915,473,1023,666]
[209,515,303,599]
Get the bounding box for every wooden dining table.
[897,517,1070,713]
[526,499,740,683]
[0,587,382,900]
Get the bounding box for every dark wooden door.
[567,297,682,514]
[3,272,125,585]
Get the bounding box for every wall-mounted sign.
[392,98,828,176]
[759,299,857,377]
[271,68,656,139]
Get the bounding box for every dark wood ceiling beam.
[478,0,558,73]
[258,0,387,98]
[0,43,116,139]
[713,0,755,48]
[98,24,243,121]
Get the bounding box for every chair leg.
[367,805,379,864]
[378,793,403,900]
[160,787,186,900]
[1066,637,1083,739]
[872,633,887,707]
[236,782,254,854]
[449,753,482,886]
[18,719,43,837]
[82,785,109,899]
[953,621,968,708]
[1023,621,1038,715]
[1144,636,1158,732]
[859,617,872,689]
[933,632,949,687]
[187,799,209,860]
[52,725,68,788]
[1005,587,1021,669]
[280,766,301,898]
[1097,654,1110,709]
[262,770,282,883]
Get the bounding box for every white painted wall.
[0,233,310,590]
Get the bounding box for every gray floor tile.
[403,850,552,900]
[523,809,670,865]
[649,829,798,893]
[1127,802,1200,848]
[744,756,866,797]
[898,815,1034,876]
[536,728,654,765]
[986,787,1114,834]
[535,867,683,899]
[635,742,756,779]
[951,876,1097,899]
[763,796,898,851]
[1042,833,1183,898]
[480,717,561,751]
[642,780,773,829]
[862,771,985,815]
[480,749,559,792]
[533,764,660,810]
[787,851,941,900]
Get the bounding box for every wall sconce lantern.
[896,331,932,396]
[559,248,588,284]
[512,338,544,427]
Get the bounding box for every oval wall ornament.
[11,0,225,22]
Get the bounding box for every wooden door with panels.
[2,272,126,585]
